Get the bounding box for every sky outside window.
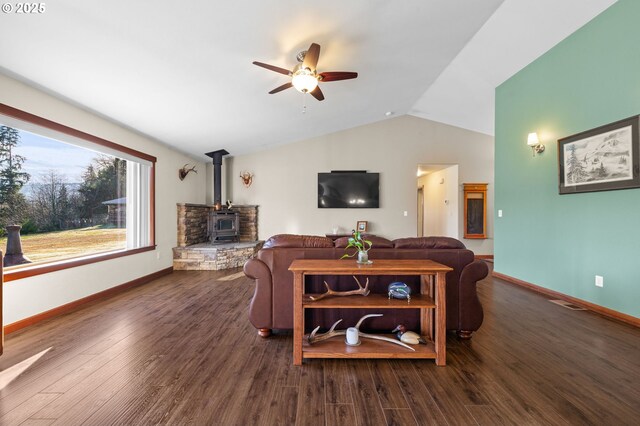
[13,127,98,185]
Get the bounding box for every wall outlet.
[498,209,503,218]
[403,211,408,217]
[595,275,604,287]
[157,251,161,260]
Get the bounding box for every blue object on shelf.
[388,282,411,301]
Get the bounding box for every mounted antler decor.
[178,164,197,181]
[307,314,415,351]
[306,276,370,301]
[239,171,254,187]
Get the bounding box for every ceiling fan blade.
[310,85,325,101]
[319,71,358,82]
[302,43,321,70]
[252,61,292,76]
[269,82,293,94]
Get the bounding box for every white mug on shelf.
[345,327,360,346]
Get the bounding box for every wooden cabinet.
[463,183,487,239]
[289,259,451,366]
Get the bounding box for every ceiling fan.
[252,43,358,101]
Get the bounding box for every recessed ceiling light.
[385,111,394,116]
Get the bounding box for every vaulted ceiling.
[0,0,616,159]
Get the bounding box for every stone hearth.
[173,203,262,270]
[173,241,263,271]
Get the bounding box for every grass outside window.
[1,226,126,264]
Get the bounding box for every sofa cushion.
[392,236,466,249]
[334,235,394,249]
[263,234,334,248]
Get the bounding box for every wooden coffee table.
[289,259,452,366]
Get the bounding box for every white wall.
[443,166,460,238]
[227,115,494,254]
[417,174,436,234]
[0,74,208,325]
[418,165,459,238]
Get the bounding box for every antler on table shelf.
[307,314,415,351]
[307,276,370,301]
[308,319,345,344]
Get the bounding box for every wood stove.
[204,148,241,243]
[209,210,240,243]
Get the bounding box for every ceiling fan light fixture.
[292,68,318,93]
[253,42,357,101]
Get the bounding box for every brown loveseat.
[244,234,489,339]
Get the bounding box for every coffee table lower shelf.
[302,333,436,359]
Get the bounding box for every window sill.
[3,246,157,282]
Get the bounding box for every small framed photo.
[356,221,368,232]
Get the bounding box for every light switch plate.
[595,275,604,287]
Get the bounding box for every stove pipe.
[205,149,229,206]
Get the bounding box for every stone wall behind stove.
[177,203,258,247]
[234,205,258,242]
[177,204,209,247]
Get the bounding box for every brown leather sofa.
[244,234,489,339]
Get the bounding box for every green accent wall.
[495,0,640,319]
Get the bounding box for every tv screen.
[318,172,379,208]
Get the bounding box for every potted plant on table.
[340,230,373,264]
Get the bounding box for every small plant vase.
[340,230,373,264]
[357,251,369,264]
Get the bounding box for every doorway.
[416,164,459,238]
[417,186,424,237]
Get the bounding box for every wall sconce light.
[527,132,545,156]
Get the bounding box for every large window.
[0,104,155,281]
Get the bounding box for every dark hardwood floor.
[1,265,639,425]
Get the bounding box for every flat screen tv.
[318,172,379,208]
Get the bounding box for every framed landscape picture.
[558,115,640,194]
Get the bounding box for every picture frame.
[558,115,640,194]
[356,221,368,232]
